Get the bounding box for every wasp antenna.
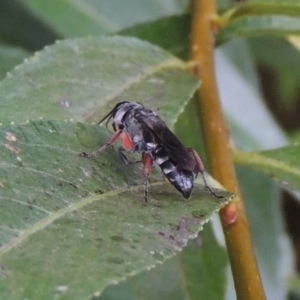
[105,114,113,127]
[97,108,114,126]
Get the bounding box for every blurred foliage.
[1,0,300,299]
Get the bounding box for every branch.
[190,1,266,299]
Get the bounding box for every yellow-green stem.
[190,0,266,299]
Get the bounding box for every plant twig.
[190,1,266,299]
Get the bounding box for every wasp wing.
[134,109,196,171]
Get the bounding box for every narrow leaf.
[22,0,188,37]
[218,15,300,44]
[229,1,300,19]
[217,1,300,44]
[234,145,300,192]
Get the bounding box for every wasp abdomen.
[169,169,194,199]
[155,146,194,199]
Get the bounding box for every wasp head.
[112,102,143,125]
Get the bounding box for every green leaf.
[287,275,300,299]
[120,15,190,60]
[217,1,300,44]
[99,256,187,300]
[0,120,232,299]
[0,44,30,80]
[0,36,199,128]
[23,0,117,37]
[0,0,59,51]
[178,225,227,299]
[22,0,189,37]
[234,145,300,192]
[229,1,300,18]
[218,15,300,44]
[100,225,228,300]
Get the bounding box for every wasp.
[80,102,216,202]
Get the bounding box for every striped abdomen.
[154,146,194,199]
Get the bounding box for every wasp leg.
[143,153,153,203]
[118,147,142,165]
[80,130,122,158]
[187,148,223,198]
[185,148,205,173]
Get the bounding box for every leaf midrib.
[234,150,300,177]
[0,180,167,258]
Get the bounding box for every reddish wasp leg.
[80,130,123,158]
[187,148,223,198]
[143,153,153,203]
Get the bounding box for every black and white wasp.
[80,102,216,202]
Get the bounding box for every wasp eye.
[119,124,124,130]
